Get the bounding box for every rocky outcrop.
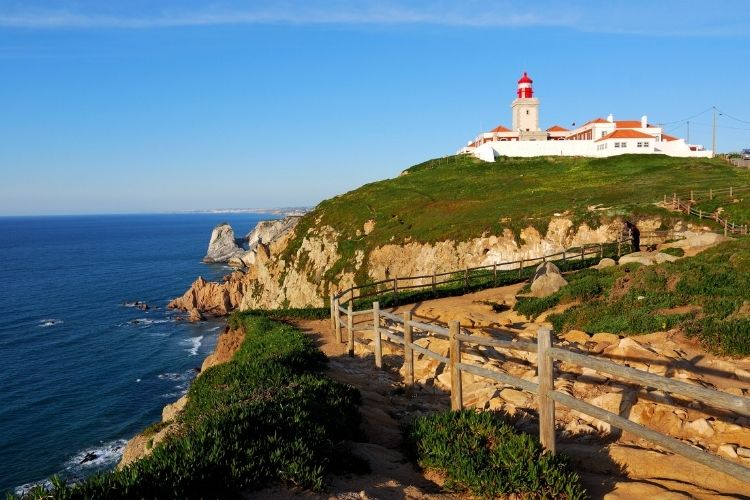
[174,216,686,316]
[203,223,244,263]
[227,216,301,269]
[530,262,567,297]
[246,215,301,248]
[619,251,679,266]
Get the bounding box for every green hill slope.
[283,154,750,283]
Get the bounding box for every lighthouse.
[511,72,545,140]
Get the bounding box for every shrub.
[405,410,587,499]
[17,317,361,499]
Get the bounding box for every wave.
[183,336,203,356]
[38,319,63,328]
[207,325,222,332]
[121,318,171,327]
[14,439,127,495]
[158,369,197,398]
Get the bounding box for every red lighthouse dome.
[517,71,533,98]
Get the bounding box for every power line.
[715,107,750,125]
[656,107,714,126]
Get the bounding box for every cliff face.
[169,216,663,315]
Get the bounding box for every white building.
[460,72,712,161]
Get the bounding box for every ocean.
[0,212,273,494]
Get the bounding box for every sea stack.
[203,223,244,263]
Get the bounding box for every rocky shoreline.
[118,324,246,468]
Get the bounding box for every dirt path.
[252,319,454,499]
[285,283,750,499]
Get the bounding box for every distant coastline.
[175,207,309,216]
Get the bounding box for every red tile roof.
[583,117,609,126]
[596,129,655,142]
[491,124,511,132]
[615,120,646,128]
[547,125,569,132]
[661,133,679,142]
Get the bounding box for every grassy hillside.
[283,154,750,285]
[515,238,750,356]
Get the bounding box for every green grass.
[405,410,587,499]
[279,154,750,292]
[515,239,750,356]
[14,317,362,499]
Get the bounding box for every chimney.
[607,113,614,123]
[641,115,648,128]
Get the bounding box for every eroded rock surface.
[203,223,244,263]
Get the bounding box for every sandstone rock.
[188,307,204,322]
[738,447,750,458]
[168,274,247,316]
[594,257,616,269]
[562,329,590,344]
[591,332,620,344]
[245,216,301,250]
[500,388,531,407]
[718,444,738,459]
[162,395,188,422]
[363,219,376,235]
[686,418,715,438]
[203,223,244,263]
[530,262,568,297]
[578,391,634,432]
[604,337,661,370]
[618,251,679,267]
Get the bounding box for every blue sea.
[0,213,273,494]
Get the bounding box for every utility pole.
[712,107,717,157]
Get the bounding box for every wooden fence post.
[330,294,335,329]
[690,190,694,202]
[599,243,604,259]
[731,186,734,197]
[449,321,463,411]
[344,302,352,345]
[403,311,414,386]
[464,268,469,290]
[347,302,355,356]
[537,327,556,454]
[672,192,676,208]
[725,220,728,237]
[580,245,585,262]
[617,239,622,257]
[335,298,342,345]
[373,302,382,369]
[432,272,437,295]
[519,258,524,278]
[493,262,497,286]
[392,278,398,306]
[699,209,703,219]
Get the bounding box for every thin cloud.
[0,0,745,36]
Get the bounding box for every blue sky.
[1,1,749,215]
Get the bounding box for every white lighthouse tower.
[511,72,547,141]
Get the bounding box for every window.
[637,142,642,147]
[622,142,627,148]
[601,131,607,137]
[643,142,649,147]
[614,142,620,148]
[526,110,529,115]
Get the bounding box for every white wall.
[473,137,712,161]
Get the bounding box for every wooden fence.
[665,192,749,236]
[333,302,750,484]
[329,240,632,323]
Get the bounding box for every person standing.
[625,221,640,252]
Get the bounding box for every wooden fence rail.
[333,301,750,484]
[666,195,749,236]
[330,240,637,317]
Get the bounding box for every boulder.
[562,330,590,344]
[530,262,568,297]
[203,223,244,263]
[591,332,620,344]
[594,257,616,270]
[188,307,205,322]
[619,251,679,267]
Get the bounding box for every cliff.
[170,154,750,315]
